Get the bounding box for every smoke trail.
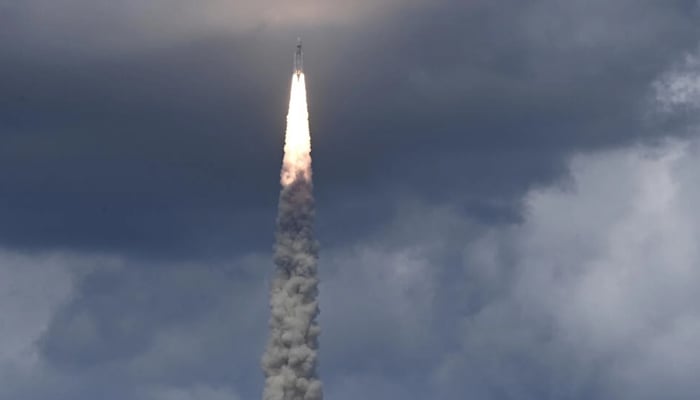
[262,73,323,400]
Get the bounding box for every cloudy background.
[2,0,700,399]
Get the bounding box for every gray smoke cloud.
[261,74,323,400]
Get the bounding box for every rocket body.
[294,38,303,77]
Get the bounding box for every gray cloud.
[436,140,700,399]
[0,253,267,400]
[0,251,73,367]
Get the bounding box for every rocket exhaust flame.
[281,74,311,186]
[261,71,323,400]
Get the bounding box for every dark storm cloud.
[1,0,698,257]
[0,34,289,256]
[311,0,700,204]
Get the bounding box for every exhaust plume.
[262,73,323,400]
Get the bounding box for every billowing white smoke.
[261,74,323,400]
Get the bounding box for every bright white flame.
[281,74,312,186]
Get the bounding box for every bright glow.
[281,74,312,186]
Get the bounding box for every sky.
[2,0,700,399]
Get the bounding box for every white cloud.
[655,49,700,112]
[438,140,700,399]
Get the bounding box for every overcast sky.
[2,1,700,399]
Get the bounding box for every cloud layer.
[2,138,700,399]
[2,1,700,399]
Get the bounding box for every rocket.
[294,38,303,77]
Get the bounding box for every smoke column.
[262,73,323,400]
